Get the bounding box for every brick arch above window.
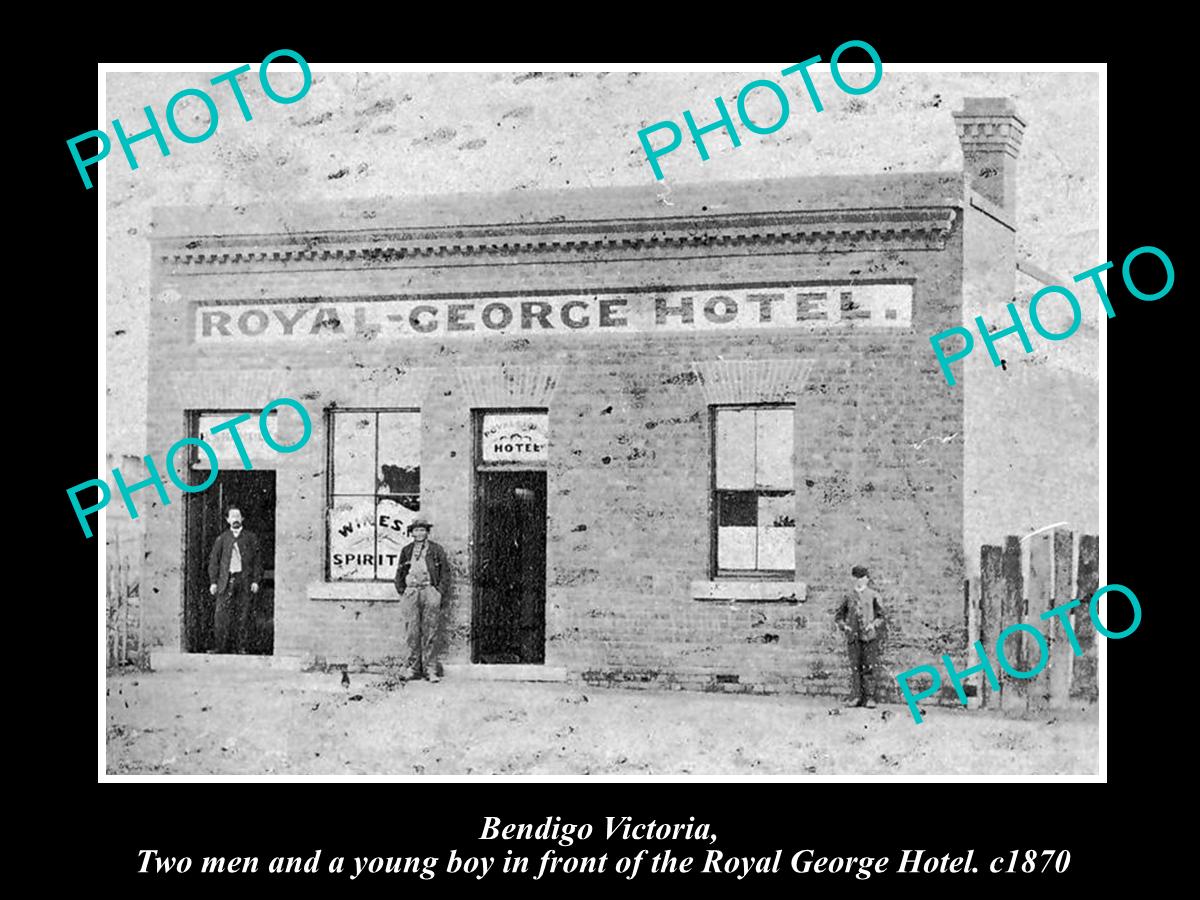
[690,359,815,405]
[164,367,435,410]
[454,364,564,407]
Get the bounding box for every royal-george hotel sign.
[195,284,914,342]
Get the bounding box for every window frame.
[709,403,796,580]
[325,406,422,583]
[190,408,279,469]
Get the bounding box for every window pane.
[757,526,795,571]
[378,411,421,494]
[758,493,795,528]
[332,412,375,495]
[376,497,415,582]
[757,495,795,571]
[715,409,754,489]
[329,497,376,580]
[195,411,278,468]
[718,527,757,570]
[717,491,757,527]
[756,408,793,489]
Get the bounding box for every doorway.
[185,470,276,654]
[473,469,547,664]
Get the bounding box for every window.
[194,409,282,468]
[327,410,421,581]
[712,405,795,575]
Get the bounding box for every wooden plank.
[1025,532,1053,711]
[979,547,1003,708]
[137,592,146,665]
[1000,536,1026,712]
[1047,529,1075,707]
[1071,534,1100,701]
[966,575,981,708]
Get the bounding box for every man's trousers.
[214,573,253,654]
[401,585,442,675]
[847,637,880,703]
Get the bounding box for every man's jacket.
[835,589,885,641]
[394,540,449,593]
[208,529,263,594]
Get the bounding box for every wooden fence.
[965,528,1099,709]
[106,514,146,669]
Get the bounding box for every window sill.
[691,580,807,603]
[307,582,399,602]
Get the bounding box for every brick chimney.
[953,98,1025,218]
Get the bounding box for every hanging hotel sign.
[482,413,549,464]
[195,285,914,342]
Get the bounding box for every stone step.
[442,664,568,682]
[150,649,303,672]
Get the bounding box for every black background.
[42,16,1183,894]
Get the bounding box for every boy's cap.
[851,565,869,578]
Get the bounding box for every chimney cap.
[956,97,1025,124]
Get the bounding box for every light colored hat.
[408,515,433,533]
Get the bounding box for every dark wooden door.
[474,471,546,663]
[184,472,219,652]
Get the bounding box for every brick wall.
[141,178,966,697]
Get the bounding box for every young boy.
[834,565,886,708]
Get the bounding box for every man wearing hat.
[393,515,450,682]
[834,565,887,708]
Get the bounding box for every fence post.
[121,554,129,667]
[114,524,125,667]
[979,546,1003,708]
[1000,536,1026,712]
[106,559,116,669]
[966,575,981,707]
[1026,531,1055,711]
[1047,528,1075,707]
[1072,535,1100,701]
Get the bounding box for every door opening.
[473,469,547,663]
[472,409,548,664]
[185,469,276,654]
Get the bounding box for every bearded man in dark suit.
[207,507,263,653]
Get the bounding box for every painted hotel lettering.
[482,414,549,464]
[196,285,914,342]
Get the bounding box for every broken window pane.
[329,410,423,582]
[715,408,755,489]
[391,494,421,513]
[758,493,795,529]
[718,491,758,527]
[756,408,793,489]
[332,412,375,495]
[378,411,421,494]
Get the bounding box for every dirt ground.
[105,668,1098,776]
